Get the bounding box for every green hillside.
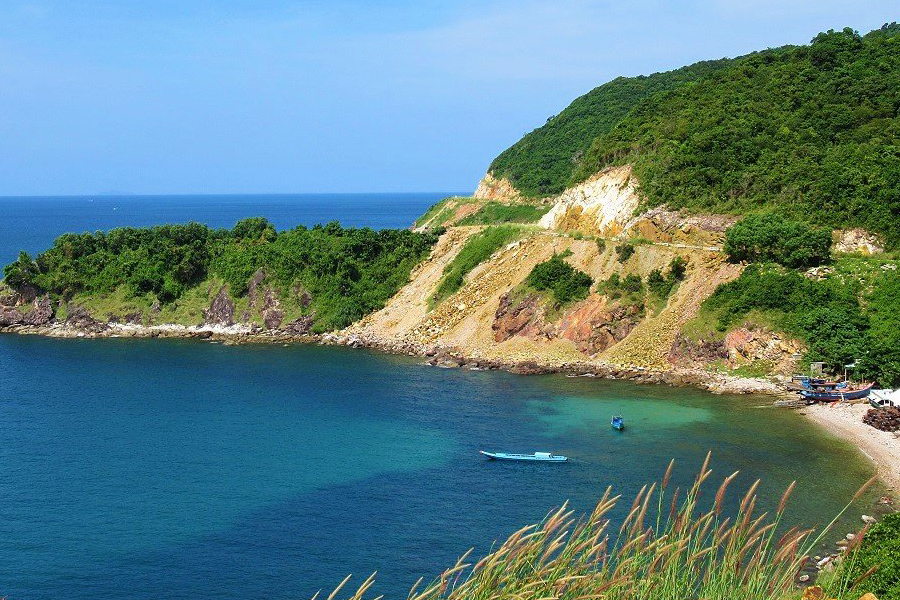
[575,24,900,241]
[487,58,733,196]
[488,23,900,244]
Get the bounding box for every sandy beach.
[800,403,900,493]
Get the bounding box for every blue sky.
[0,1,896,195]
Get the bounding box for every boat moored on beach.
[800,382,873,403]
[870,389,900,409]
[479,451,567,462]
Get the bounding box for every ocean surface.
[0,193,450,267]
[0,194,880,599]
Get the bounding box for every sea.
[0,194,880,599]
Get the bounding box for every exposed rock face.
[624,207,737,248]
[0,306,24,326]
[123,311,143,325]
[724,327,803,374]
[833,228,884,255]
[283,315,314,335]
[23,296,53,326]
[244,269,285,330]
[473,172,521,200]
[668,327,802,375]
[261,288,284,330]
[247,269,266,304]
[493,293,547,342]
[0,285,38,306]
[555,300,642,356]
[65,305,107,333]
[204,285,235,326]
[1,293,54,327]
[668,333,729,367]
[538,166,639,237]
[493,292,642,356]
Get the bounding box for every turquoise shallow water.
[0,335,879,600]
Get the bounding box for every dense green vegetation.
[841,513,900,599]
[598,272,644,301]
[703,264,867,367]
[615,242,635,262]
[724,214,832,268]
[431,226,521,305]
[861,272,900,389]
[574,24,900,244]
[486,24,900,245]
[696,260,900,386]
[525,254,593,304]
[647,256,689,298]
[3,219,439,332]
[456,202,550,226]
[487,59,731,196]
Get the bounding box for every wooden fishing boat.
[479,451,567,462]
[800,383,873,403]
[786,376,849,392]
[611,416,624,431]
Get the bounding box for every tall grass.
[430,226,521,306]
[320,453,875,600]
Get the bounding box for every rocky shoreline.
[0,320,789,397]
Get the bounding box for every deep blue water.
[0,193,449,267]
[0,336,878,600]
[0,194,880,599]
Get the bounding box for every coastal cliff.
[5,23,900,397]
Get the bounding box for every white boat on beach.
[870,389,900,409]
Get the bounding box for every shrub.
[456,202,550,226]
[615,243,635,262]
[669,255,688,280]
[621,273,643,293]
[859,271,900,387]
[431,226,520,304]
[839,513,900,599]
[2,251,37,289]
[526,254,593,304]
[724,214,832,268]
[595,238,606,253]
[646,268,667,296]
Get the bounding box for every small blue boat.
[611,416,624,431]
[479,450,567,462]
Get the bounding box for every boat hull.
[800,383,873,402]
[479,451,567,462]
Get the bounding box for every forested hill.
[487,58,734,197]
[486,23,900,243]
